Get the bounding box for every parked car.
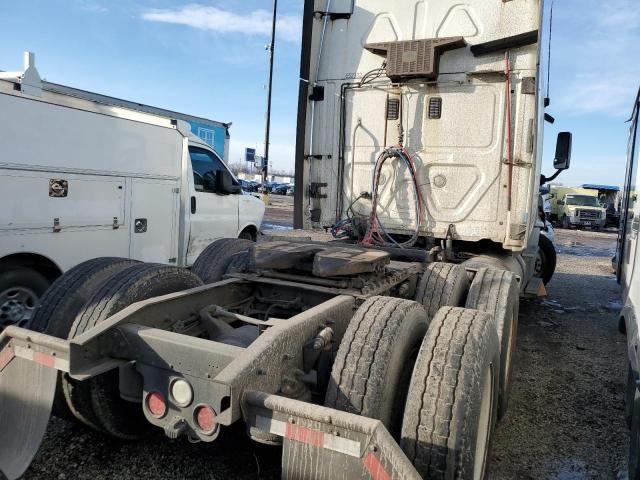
[239,179,258,192]
[0,62,264,330]
[273,183,293,195]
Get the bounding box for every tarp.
[580,184,620,192]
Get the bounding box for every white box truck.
[0,53,265,329]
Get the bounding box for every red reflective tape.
[285,423,324,448]
[33,351,56,368]
[363,452,391,480]
[0,347,15,371]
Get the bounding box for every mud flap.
[0,328,67,480]
[244,391,421,480]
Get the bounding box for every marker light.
[146,391,167,418]
[170,379,194,407]
[194,405,217,435]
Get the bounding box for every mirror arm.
[540,169,563,186]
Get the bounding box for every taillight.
[146,391,167,418]
[194,405,217,435]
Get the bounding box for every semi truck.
[548,186,607,229]
[0,52,265,330]
[0,1,571,479]
[617,85,640,479]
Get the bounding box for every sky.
[1,0,638,185]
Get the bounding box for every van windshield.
[566,195,600,207]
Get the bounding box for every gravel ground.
[491,228,628,480]
[20,228,630,480]
[260,195,294,232]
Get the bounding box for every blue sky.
[1,0,638,185]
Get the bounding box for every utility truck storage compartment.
[0,171,126,231]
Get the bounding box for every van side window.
[189,147,229,194]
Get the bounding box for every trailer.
[0,1,572,479]
[616,85,640,479]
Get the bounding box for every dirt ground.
[260,195,294,232]
[21,222,631,479]
[490,228,628,480]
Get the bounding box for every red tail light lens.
[146,391,167,418]
[194,405,217,435]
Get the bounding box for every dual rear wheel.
[32,258,203,438]
[31,237,255,435]
[326,262,518,479]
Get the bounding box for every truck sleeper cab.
[0,1,570,479]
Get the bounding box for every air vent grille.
[365,37,466,81]
[387,99,400,120]
[428,97,442,119]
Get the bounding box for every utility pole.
[262,0,277,204]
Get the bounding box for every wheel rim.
[0,286,39,328]
[534,248,545,277]
[474,363,494,480]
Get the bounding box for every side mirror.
[216,170,242,195]
[554,132,572,170]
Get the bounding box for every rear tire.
[67,263,203,439]
[466,268,519,420]
[0,267,50,330]
[325,296,429,436]
[401,307,500,480]
[414,263,469,319]
[191,238,254,284]
[30,257,138,422]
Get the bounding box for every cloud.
[77,1,108,13]
[558,73,639,118]
[552,0,640,118]
[598,0,640,31]
[141,4,302,43]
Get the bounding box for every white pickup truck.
[0,53,265,329]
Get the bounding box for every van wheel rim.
[474,363,494,480]
[534,250,545,277]
[0,287,38,328]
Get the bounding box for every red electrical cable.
[505,53,513,212]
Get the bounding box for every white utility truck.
[0,2,571,480]
[0,53,265,329]
[617,85,640,479]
